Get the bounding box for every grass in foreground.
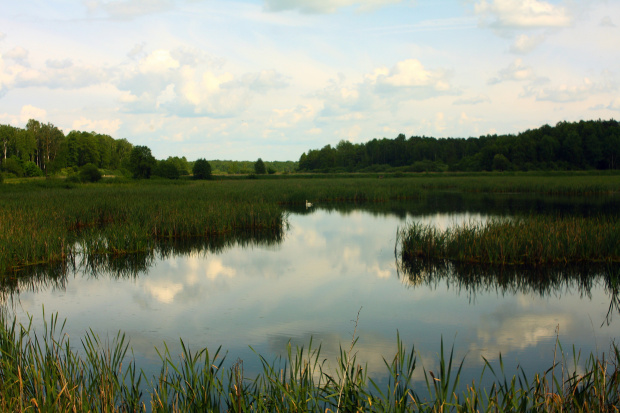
[1,312,619,412]
[399,215,620,266]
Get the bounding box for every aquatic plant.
[1,311,619,412]
[399,215,620,266]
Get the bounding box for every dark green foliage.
[1,157,24,177]
[154,159,180,179]
[299,119,620,173]
[492,153,511,171]
[79,163,102,182]
[254,158,266,174]
[129,145,156,179]
[23,161,43,177]
[192,158,212,180]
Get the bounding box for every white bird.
[306,200,313,208]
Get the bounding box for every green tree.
[129,145,156,179]
[254,158,266,174]
[79,163,102,182]
[193,158,212,180]
[492,154,511,171]
[155,159,180,179]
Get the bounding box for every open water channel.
[3,192,620,393]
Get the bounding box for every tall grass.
[399,216,620,266]
[1,311,619,412]
[2,174,620,275]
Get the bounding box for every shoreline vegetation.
[1,311,619,412]
[1,173,620,275]
[398,216,620,267]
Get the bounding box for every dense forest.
[298,119,620,173]
[0,119,293,179]
[2,118,619,180]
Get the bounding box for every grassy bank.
[1,312,619,412]
[399,216,620,266]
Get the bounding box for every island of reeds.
[398,216,620,267]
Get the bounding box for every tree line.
[298,119,620,173]
[0,119,299,182]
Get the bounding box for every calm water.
[4,194,620,391]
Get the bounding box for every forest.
[298,119,620,173]
[1,118,619,180]
[0,119,294,179]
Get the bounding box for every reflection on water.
[2,194,620,393]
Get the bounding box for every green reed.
[1,311,619,412]
[2,173,620,275]
[400,216,620,266]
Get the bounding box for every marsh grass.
[399,216,620,266]
[1,311,619,412]
[3,174,620,275]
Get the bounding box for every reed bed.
[1,312,619,412]
[2,174,620,275]
[399,216,620,266]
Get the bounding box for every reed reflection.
[397,257,620,327]
[0,228,285,306]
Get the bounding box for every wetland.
[1,174,620,411]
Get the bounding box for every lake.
[3,192,620,394]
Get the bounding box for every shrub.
[79,163,102,182]
[2,157,24,177]
[24,161,44,177]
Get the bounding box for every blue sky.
[0,0,618,161]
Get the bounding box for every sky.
[0,0,619,161]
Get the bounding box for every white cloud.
[244,69,290,92]
[510,33,545,54]
[270,104,316,128]
[475,0,572,29]
[46,58,73,69]
[143,280,183,304]
[72,117,122,135]
[85,0,175,19]
[375,59,449,91]
[4,47,30,66]
[117,48,289,118]
[525,76,615,103]
[263,0,402,14]
[0,32,6,41]
[488,58,538,84]
[600,16,616,28]
[20,105,47,123]
[609,98,620,111]
[205,258,236,280]
[453,95,490,105]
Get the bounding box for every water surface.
[4,194,620,390]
